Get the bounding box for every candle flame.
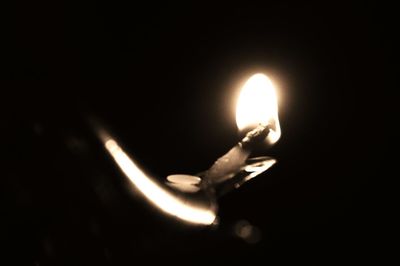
[236,73,281,145]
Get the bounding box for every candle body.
[204,144,251,185]
[203,124,270,186]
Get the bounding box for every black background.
[3,1,392,264]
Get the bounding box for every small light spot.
[234,219,261,244]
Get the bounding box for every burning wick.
[202,73,281,186]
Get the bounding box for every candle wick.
[240,124,270,150]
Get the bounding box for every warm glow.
[104,139,216,225]
[236,73,281,145]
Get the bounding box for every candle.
[202,124,270,185]
[202,73,281,186]
[89,72,281,225]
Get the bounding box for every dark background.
[3,1,392,264]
